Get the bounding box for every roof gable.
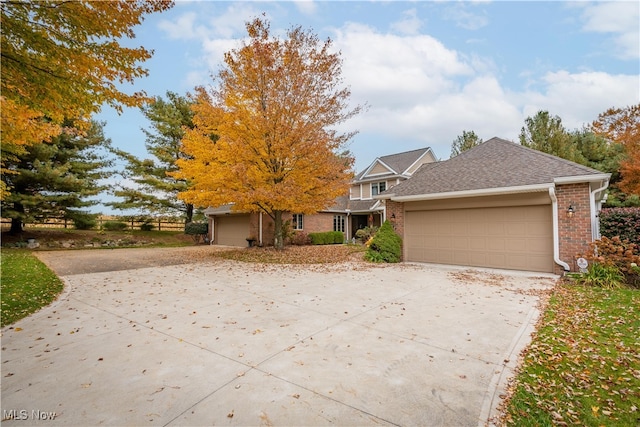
[386,137,608,198]
[356,147,435,181]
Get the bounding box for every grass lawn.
[501,284,640,426]
[1,249,64,327]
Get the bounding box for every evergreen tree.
[1,120,113,234]
[450,130,483,158]
[109,92,198,222]
[519,110,582,162]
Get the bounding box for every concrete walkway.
[1,250,556,426]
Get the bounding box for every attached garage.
[214,214,250,246]
[380,138,610,274]
[404,203,554,273]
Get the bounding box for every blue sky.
[96,0,639,214]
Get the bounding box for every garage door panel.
[216,215,250,246]
[405,205,553,273]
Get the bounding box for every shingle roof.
[385,137,607,198]
[325,196,380,212]
[355,147,432,180]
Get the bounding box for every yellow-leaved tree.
[174,17,362,249]
[0,0,173,199]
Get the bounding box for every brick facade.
[244,212,338,246]
[555,183,592,273]
[385,200,404,237]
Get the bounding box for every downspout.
[549,187,571,273]
[590,179,609,241]
[259,212,263,246]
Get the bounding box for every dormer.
[350,147,437,200]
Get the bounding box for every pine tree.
[2,120,113,234]
[450,130,483,158]
[109,92,198,222]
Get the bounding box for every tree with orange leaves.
[592,104,640,203]
[174,17,362,249]
[1,0,173,199]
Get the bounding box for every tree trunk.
[273,210,284,250]
[9,203,24,235]
[185,203,194,223]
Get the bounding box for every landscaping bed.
[1,229,194,249]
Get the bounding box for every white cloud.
[442,3,489,31]
[158,8,639,165]
[580,2,640,59]
[157,12,201,40]
[294,0,317,15]
[207,3,263,38]
[390,8,423,35]
[333,23,473,107]
[519,71,640,130]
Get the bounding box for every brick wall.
[385,200,404,237]
[248,213,275,246]
[556,183,592,273]
[247,212,337,246]
[299,212,334,233]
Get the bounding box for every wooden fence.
[1,217,185,232]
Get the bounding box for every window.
[333,215,345,233]
[292,214,304,230]
[371,181,387,196]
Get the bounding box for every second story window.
[292,214,304,230]
[371,181,387,196]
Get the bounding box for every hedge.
[308,231,344,245]
[599,207,640,245]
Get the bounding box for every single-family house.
[204,147,436,246]
[378,137,610,274]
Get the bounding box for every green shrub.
[73,215,97,230]
[599,207,640,245]
[365,220,402,263]
[103,221,128,231]
[308,231,343,245]
[140,220,154,231]
[184,222,208,243]
[573,263,625,289]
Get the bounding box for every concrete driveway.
[1,248,556,426]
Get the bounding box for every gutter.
[549,187,571,272]
[386,183,553,202]
[589,178,610,241]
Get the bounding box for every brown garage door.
[405,205,553,272]
[216,215,250,246]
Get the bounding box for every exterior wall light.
[391,213,396,219]
[567,204,575,218]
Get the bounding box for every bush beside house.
[599,207,640,245]
[365,220,402,263]
[184,222,208,243]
